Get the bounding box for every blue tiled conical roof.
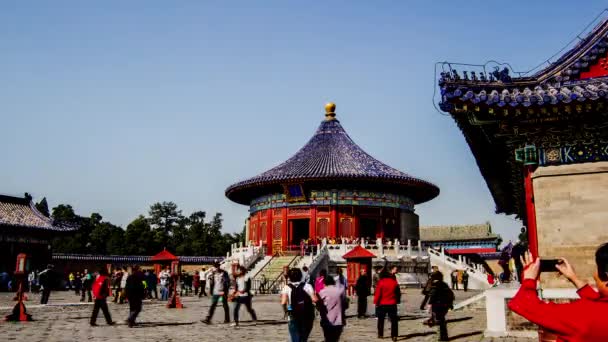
[226,116,439,205]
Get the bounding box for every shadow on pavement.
[395,331,436,340]
[135,322,196,328]
[446,316,473,324]
[448,330,482,340]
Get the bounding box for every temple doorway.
[290,219,310,246]
[360,218,377,239]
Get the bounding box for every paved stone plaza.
[0,290,535,342]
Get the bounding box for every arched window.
[317,218,329,238]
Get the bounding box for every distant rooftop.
[420,223,498,242]
[0,194,76,232]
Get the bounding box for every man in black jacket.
[125,265,146,327]
[355,268,370,318]
[420,266,439,310]
[38,264,55,305]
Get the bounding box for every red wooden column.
[282,207,288,251]
[266,211,273,255]
[524,165,539,258]
[353,207,360,238]
[288,221,294,249]
[309,207,317,242]
[330,207,338,238]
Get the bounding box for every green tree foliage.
[50,201,242,257]
[35,197,50,217]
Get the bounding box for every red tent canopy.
[342,246,376,259]
[151,249,178,262]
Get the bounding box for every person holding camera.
[508,243,608,341]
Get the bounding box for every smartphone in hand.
[539,259,563,273]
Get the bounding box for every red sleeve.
[374,280,382,305]
[577,284,600,300]
[507,279,582,337]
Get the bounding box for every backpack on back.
[288,283,314,321]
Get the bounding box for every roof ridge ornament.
[325,102,337,121]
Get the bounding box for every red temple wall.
[248,205,405,255]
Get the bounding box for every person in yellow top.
[68,272,76,291]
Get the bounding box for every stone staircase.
[252,255,300,294]
[428,248,490,290]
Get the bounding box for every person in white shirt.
[301,266,310,285]
[199,267,208,297]
[231,266,257,327]
[159,267,171,301]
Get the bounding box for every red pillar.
[524,166,539,258]
[353,207,360,238]
[309,207,317,242]
[266,211,273,255]
[282,207,288,251]
[330,207,338,238]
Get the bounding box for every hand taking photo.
[521,251,540,280]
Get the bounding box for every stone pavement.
[0,290,535,342]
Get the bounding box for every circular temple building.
[226,103,439,255]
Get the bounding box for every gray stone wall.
[532,161,608,288]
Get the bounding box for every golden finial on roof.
[325,102,336,120]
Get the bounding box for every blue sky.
[2,1,607,244]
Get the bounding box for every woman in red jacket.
[373,270,401,341]
[508,243,608,342]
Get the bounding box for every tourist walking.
[355,268,370,318]
[199,267,208,297]
[450,270,458,290]
[125,265,145,328]
[38,264,55,305]
[119,268,129,304]
[28,271,36,293]
[508,246,608,341]
[159,267,171,301]
[193,271,200,296]
[112,269,122,303]
[90,267,114,326]
[425,271,455,341]
[202,262,230,324]
[68,272,75,291]
[231,266,257,327]
[462,270,469,292]
[420,266,439,310]
[74,272,82,296]
[81,270,93,302]
[318,275,345,342]
[374,269,401,341]
[281,268,317,342]
[146,270,158,299]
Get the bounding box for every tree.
[148,202,185,249]
[124,216,157,255]
[35,197,50,217]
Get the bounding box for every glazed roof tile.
[226,117,439,205]
[438,18,608,110]
[0,194,75,232]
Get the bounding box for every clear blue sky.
[2,1,607,244]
